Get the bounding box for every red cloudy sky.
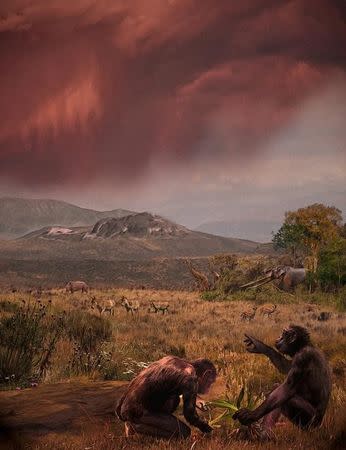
[0,0,345,240]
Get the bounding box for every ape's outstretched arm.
[244,334,291,374]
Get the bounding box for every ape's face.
[275,327,296,355]
[197,371,216,394]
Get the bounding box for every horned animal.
[149,301,169,314]
[121,297,139,315]
[261,304,277,318]
[65,280,89,293]
[240,306,257,321]
[240,266,306,292]
[91,298,116,315]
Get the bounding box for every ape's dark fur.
[234,325,332,430]
[115,356,216,439]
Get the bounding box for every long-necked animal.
[233,325,332,430]
[184,259,211,291]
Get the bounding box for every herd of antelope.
[12,281,281,322]
[66,293,170,317]
[240,303,277,321]
[78,292,277,322]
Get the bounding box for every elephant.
[65,280,89,294]
[241,266,306,292]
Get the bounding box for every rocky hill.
[0,212,274,288]
[87,212,189,238]
[0,197,134,239]
[13,212,270,259]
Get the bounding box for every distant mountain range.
[0,198,275,288]
[18,212,269,257]
[0,197,134,239]
[195,220,280,243]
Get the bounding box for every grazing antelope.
[240,306,257,321]
[103,300,116,315]
[121,297,140,316]
[90,297,116,315]
[149,301,169,314]
[261,304,277,318]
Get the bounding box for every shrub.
[0,300,64,387]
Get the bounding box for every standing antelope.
[240,306,257,321]
[261,304,277,318]
[121,297,140,316]
[149,302,169,314]
[90,298,116,316]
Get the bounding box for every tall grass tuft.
[0,299,64,387]
[64,310,113,376]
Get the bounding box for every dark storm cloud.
[0,0,345,185]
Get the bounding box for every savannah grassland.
[0,286,345,450]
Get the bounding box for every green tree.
[317,237,346,291]
[272,222,307,266]
[281,204,342,273]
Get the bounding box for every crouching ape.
[115,356,216,439]
[233,325,331,430]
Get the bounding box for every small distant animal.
[65,281,89,294]
[317,311,331,322]
[121,297,140,316]
[261,304,277,318]
[91,298,116,316]
[240,306,257,321]
[149,302,169,314]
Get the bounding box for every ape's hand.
[233,408,256,426]
[244,334,267,354]
[198,422,213,433]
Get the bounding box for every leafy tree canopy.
[272,203,343,272]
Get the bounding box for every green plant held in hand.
[206,385,262,428]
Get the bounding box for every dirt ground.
[0,381,127,449]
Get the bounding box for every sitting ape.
[115,356,216,439]
[233,325,331,430]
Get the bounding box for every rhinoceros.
[65,280,89,293]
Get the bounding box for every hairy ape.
[115,356,216,439]
[233,325,331,429]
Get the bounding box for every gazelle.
[261,304,277,318]
[121,297,140,316]
[149,301,169,314]
[240,306,257,321]
[91,297,116,315]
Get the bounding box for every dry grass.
[0,287,345,449]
